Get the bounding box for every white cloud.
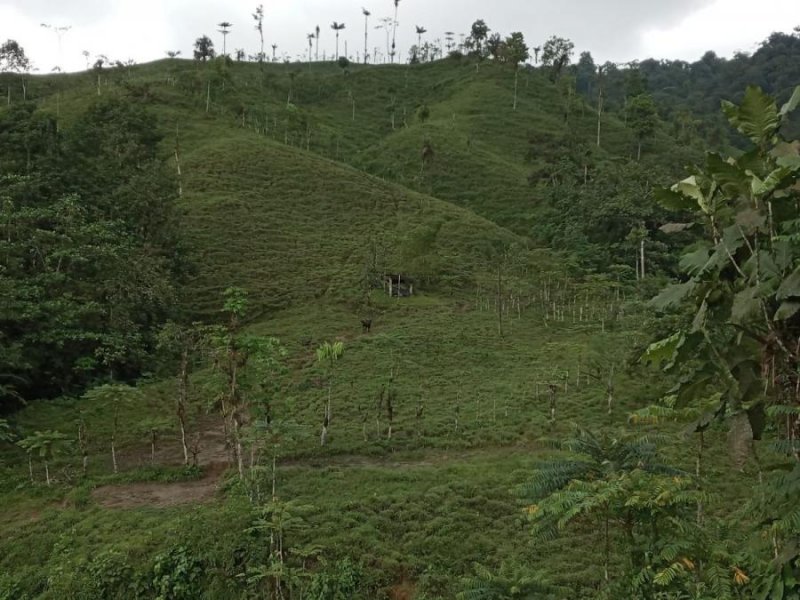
[1,0,798,73]
[641,0,800,61]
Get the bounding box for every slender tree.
[218,22,233,57]
[157,323,209,465]
[307,33,315,63]
[253,5,265,63]
[83,384,141,474]
[628,93,658,161]
[331,22,346,60]
[316,341,345,446]
[469,19,489,56]
[362,8,371,64]
[18,431,71,486]
[501,32,529,111]
[414,25,427,61]
[390,0,401,63]
[0,40,32,101]
[315,25,320,60]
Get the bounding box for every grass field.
[0,58,757,599]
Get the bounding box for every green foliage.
[17,430,70,461]
[3,46,799,600]
[646,85,800,431]
[193,36,215,62]
[307,557,362,599]
[0,418,13,443]
[152,545,204,600]
[628,93,658,156]
[0,39,30,75]
[541,36,574,81]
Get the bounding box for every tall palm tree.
[390,0,401,63]
[315,25,320,60]
[362,8,371,64]
[331,22,346,60]
[271,43,278,62]
[217,21,233,57]
[307,33,315,63]
[377,17,393,62]
[415,26,427,54]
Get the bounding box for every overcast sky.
[2,0,799,73]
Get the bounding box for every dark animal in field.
[361,319,372,333]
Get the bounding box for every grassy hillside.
[0,56,767,599]
[23,57,696,234]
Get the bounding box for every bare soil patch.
[92,462,226,509]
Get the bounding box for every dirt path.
[92,462,227,509]
[93,417,230,509]
[92,435,536,510]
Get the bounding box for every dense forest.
[1,19,800,600]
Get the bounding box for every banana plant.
[646,85,800,471]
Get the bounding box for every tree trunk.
[596,86,604,147]
[150,431,156,464]
[604,510,610,582]
[111,409,118,474]
[234,411,244,479]
[513,68,519,111]
[696,431,705,525]
[321,384,331,446]
[497,264,503,337]
[640,239,646,279]
[44,461,50,486]
[28,455,33,483]
[178,349,190,466]
[206,81,211,113]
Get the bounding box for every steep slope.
[99,57,697,235]
[175,121,524,318]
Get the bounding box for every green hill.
[0,53,793,600]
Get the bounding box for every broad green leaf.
[674,176,705,205]
[642,332,685,369]
[777,267,800,301]
[691,298,708,332]
[730,286,763,324]
[706,152,749,196]
[659,222,695,234]
[751,166,793,197]
[779,85,800,117]
[654,187,695,211]
[774,300,800,320]
[742,251,779,285]
[650,280,696,311]
[679,247,711,277]
[722,86,779,145]
[773,240,793,272]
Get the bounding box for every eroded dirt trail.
[91,421,536,509]
[92,462,227,508]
